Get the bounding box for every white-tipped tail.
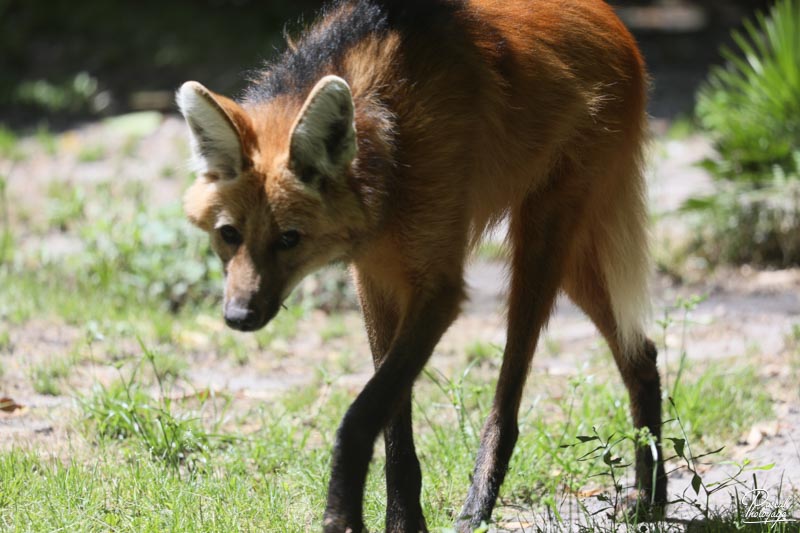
[596,153,651,357]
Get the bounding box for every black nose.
[224,301,260,331]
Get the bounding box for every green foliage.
[14,72,99,113]
[672,362,773,448]
[0,174,11,267]
[0,1,310,122]
[71,202,222,312]
[465,340,501,365]
[35,124,58,156]
[31,357,73,396]
[46,181,86,230]
[147,350,189,382]
[696,0,800,182]
[319,315,347,342]
[0,125,20,160]
[0,149,229,319]
[76,144,105,163]
[689,0,800,267]
[683,171,800,266]
[79,343,226,469]
[665,115,696,141]
[0,327,10,352]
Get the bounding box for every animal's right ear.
[177,81,255,180]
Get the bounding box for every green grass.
[0,200,222,326]
[0,448,317,531]
[76,144,105,163]
[320,315,348,342]
[669,363,774,449]
[0,328,10,352]
[0,125,21,160]
[147,349,189,383]
[35,125,58,156]
[464,340,501,365]
[46,181,86,230]
[79,380,220,470]
[0,174,11,267]
[30,357,74,396]
[0,355,781,531]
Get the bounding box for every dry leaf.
[0,397,23,413]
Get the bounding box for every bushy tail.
[595,145,651,357]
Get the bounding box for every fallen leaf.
[741,421,780,451]
[0,397,23,413]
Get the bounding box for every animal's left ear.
[177,81,255,180]
[289,75,357,182]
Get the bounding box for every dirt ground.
[1,115,799,528]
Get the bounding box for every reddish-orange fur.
[180,1,664,531]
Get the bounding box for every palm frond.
[696,0,800,182]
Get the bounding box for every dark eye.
[278,230,301,250]
[219,225,243,246]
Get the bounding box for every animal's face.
[177,77,359,331]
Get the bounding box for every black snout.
[224,300,262,331]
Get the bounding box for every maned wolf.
[177,0,664,530]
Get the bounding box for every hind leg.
[562,247,667,510]
[457,183,586,531]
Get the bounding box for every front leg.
[356,270,427,532]
[323,279,464,533]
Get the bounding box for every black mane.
[242,0,464,102]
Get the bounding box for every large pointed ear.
[177,81,254,180]
[289,76,357,182]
